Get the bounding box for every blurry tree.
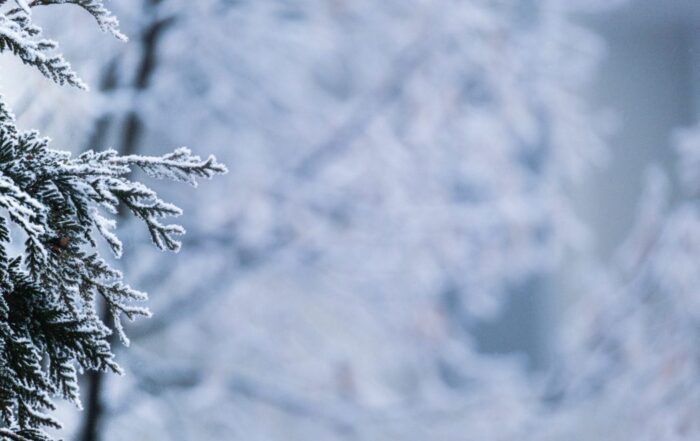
[34,1,618,440]
[542,129,700,440]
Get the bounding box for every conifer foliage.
[0,1,226,439]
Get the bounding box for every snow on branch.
[28,0,128,41]
[0,2,225,440]
[0,11,86,89]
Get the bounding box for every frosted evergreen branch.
[0,428,31,441]
[117,147,229,187]
[28,0,127,41]
[0,13,86,89]
[0,2,225,439]
[0,103,224,439]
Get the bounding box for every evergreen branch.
[0,2,225,438]
[28,0,127,42]
[0,14,86,89]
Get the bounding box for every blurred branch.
[292,14,443,179]
[109,359,359,438]
[129,227,294,339]
[228,374,358,437]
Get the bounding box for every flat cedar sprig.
[0,2,226,440]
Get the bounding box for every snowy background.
[3,0,700,440]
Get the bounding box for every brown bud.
[48,236,71,253]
